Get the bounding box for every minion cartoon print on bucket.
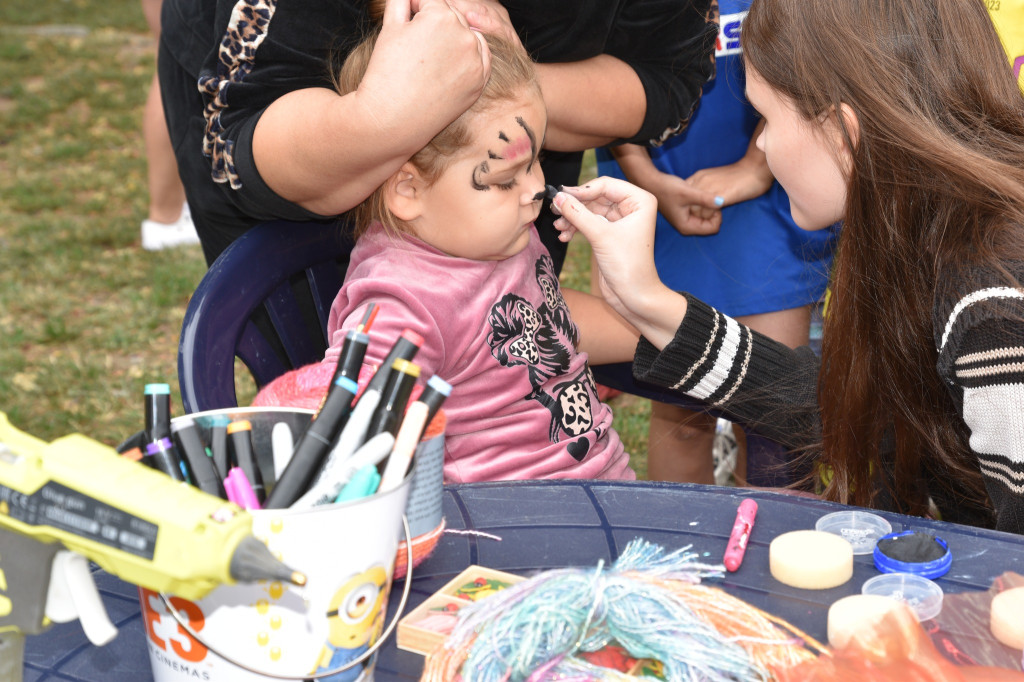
[314,565,389,682]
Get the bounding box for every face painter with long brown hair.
[552,0,1024,535]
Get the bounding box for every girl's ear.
[385,162,425,222]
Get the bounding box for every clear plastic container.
[861,572,944,621]
[815,510,892,555]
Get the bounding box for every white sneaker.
[141,203,200,251]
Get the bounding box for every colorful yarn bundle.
[421,539,827,681]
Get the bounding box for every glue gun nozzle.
[229,535,306,587]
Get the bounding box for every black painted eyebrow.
[515,116,538,172]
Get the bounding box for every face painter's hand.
[365,0,490,130]
[553,178,689,349]
[553,179,657,317]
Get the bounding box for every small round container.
[873,530,952,579]
[861,572,944,621]
[816,511,892,555]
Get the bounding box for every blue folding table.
[24,481,1024,680]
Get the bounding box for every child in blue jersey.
[597,0,838,485]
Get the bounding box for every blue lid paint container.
[873,530,952,579]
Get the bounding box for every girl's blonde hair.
[334,29,539,238]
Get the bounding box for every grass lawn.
[0,0,652,475]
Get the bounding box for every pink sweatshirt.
[324,223,633,483]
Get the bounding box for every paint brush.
[532,185,560,202]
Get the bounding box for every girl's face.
[745,67,851,231]
[409,89,547,261]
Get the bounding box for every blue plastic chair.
[177,220,354,413]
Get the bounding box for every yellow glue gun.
[0,412,303,646]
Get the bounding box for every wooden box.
[396,565,524,655]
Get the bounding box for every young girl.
[553,0,1024,534]
[258,30,637,483]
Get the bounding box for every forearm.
[633,294,822,450]
[536,56,646,152]
[562,288,641,365]
[608,144,663,186]
[253,87,452,216]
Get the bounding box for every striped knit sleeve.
[938,288,1024,534]
[633,294,821,450]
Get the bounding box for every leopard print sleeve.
[196,0,278,189]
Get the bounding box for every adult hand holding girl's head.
[360,0,492,129]
[410,0,521,48]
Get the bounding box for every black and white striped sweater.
[633,284,1024,535]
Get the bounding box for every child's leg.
[647,402,718,483]
[143,71,187,223]
[141,0,187,224]
[645,305,811,485]
[730,305,811,486]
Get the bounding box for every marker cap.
[335,376,359,393]
[227,419,253,434]
[145,437,174,455]
[144,383,171,395]
[391,358,421,377]
[400,328,424,346]
[426,375,452,396]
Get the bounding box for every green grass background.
[0,0,651,474]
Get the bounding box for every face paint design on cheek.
[470,118,540,191]
[502,135,532,162]
[471,160,490,191]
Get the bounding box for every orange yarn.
[393,518,446,580]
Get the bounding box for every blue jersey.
[597,0,838,316]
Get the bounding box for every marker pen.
[377,400,428,494]
[292,432,395,509]
[225,468,261,510]
[145,437,186,482]
[334,464,381,503]
[144,383,172,443]
[263,376,360,509]
[121,446,144,463]
[228,420,265,504]
[312,387,382,488]
[332,330,370,388]
[365,359,419,439]
[208,415,231,479]
[356,302,380,333]
[172,416,226,498]
[418,375,452,437]
[363,328,423,398]
[271,421,294,480]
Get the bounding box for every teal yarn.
[438,539,771,682]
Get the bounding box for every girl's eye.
[496,179,518,190]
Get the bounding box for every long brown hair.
[742,0,1024,518]
[333,28,539,238]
